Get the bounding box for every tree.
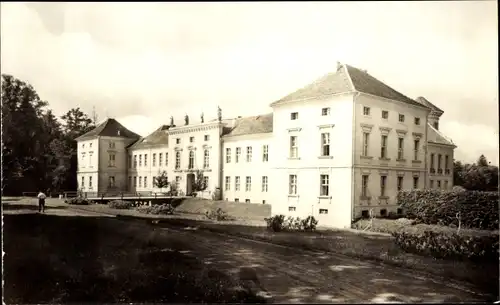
[154,171,169,193]
[453,155,498,192]
[191,169,207,196]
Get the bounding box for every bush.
[392,230,499,262]
[205,208,233,221]
[398,190,499,230]
[108,200,133,209]
[65,198,92,205]
[136,204,175,215]
[265,215,318,232]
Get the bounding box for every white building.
[76,62,456,228]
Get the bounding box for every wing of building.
[75,62,456,228]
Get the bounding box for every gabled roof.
[415,96,444,113]
[222,113,273,137]
[129,125,170,149]
[271,63,429,109]
[427,123,456,147]
[75,118,141,141]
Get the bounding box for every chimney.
[117,129,121,136]
[336,61,342,71]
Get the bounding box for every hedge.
[392,230,499,262]
[264,215,318,232]
[108,200,133,210]
[398,190,499,230]
[65,198,93,205]
[136,204,175,215]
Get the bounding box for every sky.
[1,1,498,165]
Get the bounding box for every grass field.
[3,213,266,303]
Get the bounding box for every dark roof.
[271,63,429,110]
[223,113,273,137]
[415,96,444,113]
[428,123,455,147]
[129,125,170,149]
[75,118,141,141]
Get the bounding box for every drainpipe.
[351,92,359,225]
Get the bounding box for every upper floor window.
[188,151,195,169]
[235,147,241,163]
[246,146,252,162]
[134,155,137,168]
[414,117,421,125]
[190,137,195,143]
[165,152,168,166]
[290,112,299,120]
[245,176,252,192]
[262,176,268,192]
[380,175,387,197]
[290,136,298,158]
[320,174,329,196]
[380,135,388,158]
[89,143,92,148]
[321,133,330,156]
[362,132,370,156]
[321,107,330,116]
[262,145,269,162]
[430,153,435,170]
[203,150,210,169]
[144,154,148,167]
[361,175,369,197]
[109,176,115,188]
[363,106,370,116]
[159,153,163,167]
[235,176,241,191]
[204,135,210,141]
[433,122,439,129]
[81,176,85,188]
[225,176,231,191]
[108,153,116,167]
[397,137,404,160]
[82,144,85,149]
[413,176,419,189]
[397,176,403,191]
[176,138,181,144]
[381,111,389,119]
[139,155,142,167]
[289,175,297,195]
[109,141,116,149]
[398,114,405,123]
[89,176,93,188]
[152,153,156,166]
[144,176,148,188]
[413,139,420,161]
[175,151,181,169]
[226,148,231,163]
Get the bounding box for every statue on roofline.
[184,114,189,125]
[217,106,222,122]
[201,112,204,123]
[170,116,174,126]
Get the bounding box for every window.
[165,153,168,166]
[203,150,210,168]
[159,153,163,167]
[291,112,299,120]
[362,132,369,156]
[414,117,421,125]
[204,135,210,141]
[245,199,251,203]
[235,198,239,202]
[246,146,252,162]
[144,176,148,188]
[89,143,92,148]
[176,138,181,144]
[380,209,387,217]
[445,155,450,174]
[289,175,297,195]
[128,176,131,189]
[175,151,181,169]
[139,155,142,167]
[321,133,330,156]
[381,110,389,119]
[134,155,137,168]
[81,153,86,167]
[245,176,252,192]
[152,153,156,166]
[190,136,195,143]
[289,206,296,212]
[320,174,329,196]
[380,176,387,197]
[175,176,181,186]
[109,153,116,167]
[413,140,420,160]
[128,155,132,168]
[433,122,439,130]
[225,176,231,191]
[430,153,435,171]
[81,176,85,188]
[203,176,209,189]
[319,209,328,214]
[430,180,434,189]
[144,154,148,166]
[413,177,419,189]
[262,176,268,192]
[321,107,330,116]
[363,106,370,116]
[437,180,441,189]
[361,175,369,197]
[290,136,298,158]
[82,144,85,149]
[398,114,405,122]
[444,180,449,190]
[262,145,269,162]
[262,200,266,204]
[235,176,241,191]
[133,176,137,187]
[235,147,241,163]
[109,176,115,188]
[89,152,93,167]
[397,137,404,160]
[139,176,142,187]
[361,210,369,218]
[397,176,403,191]
[109,141,115,149]
[380,135,388,158]
[188,151,195,169]
[397,208,403,215]
[437,154,442,173]
[226,148,231,163]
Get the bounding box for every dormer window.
[433,122,439,130]
[290,112,299,120]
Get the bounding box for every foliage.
[453,156,498,192]
[191,169,207,195]
[397,189,499,230]
[265,215,318,232]
[136,204,175,215]
[154,171,169,191]
[205,208,233,221]
[392,230,499,262]
[65,198,92,205]
[108,200,133,209]
[168,181,179,196]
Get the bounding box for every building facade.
[76,62,456,228]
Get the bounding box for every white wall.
[222,133,272,204]
[97,136,135,193]
[427,143,454,190]
[270,93,355,228]
[76,138,99,192]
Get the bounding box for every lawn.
[3,214,267,303]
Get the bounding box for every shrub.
[65,198,92,205]
[265,215,318,232]
[108,200,133,209]
[397,190,499,230]
[205,208,233,221]
[136,204,175,215]
[392,230,499,262]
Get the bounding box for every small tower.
[415,96,444,130]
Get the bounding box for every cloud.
[1,2,498,165]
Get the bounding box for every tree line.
[453,155,498,192]
[2,74,95,195]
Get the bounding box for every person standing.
[37,191,47,213]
